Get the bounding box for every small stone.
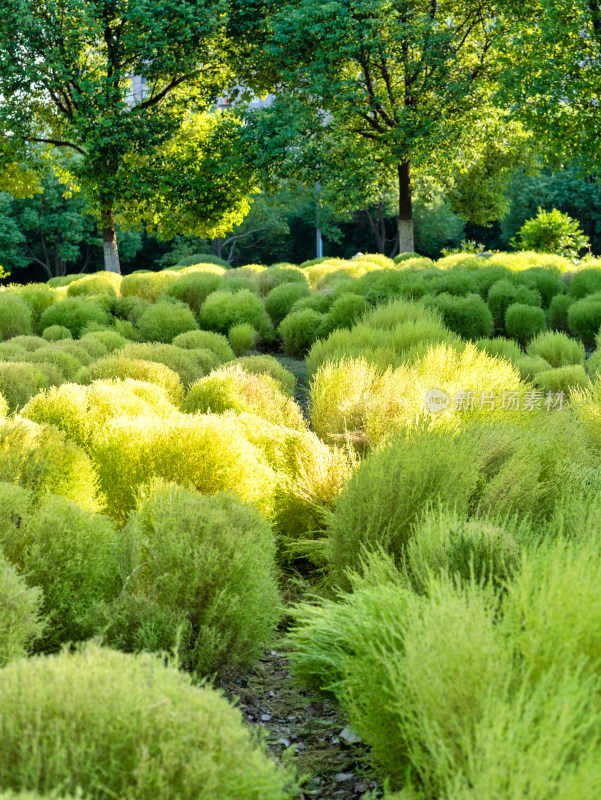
[268,690,275,697]
[331,736,340,744]
[339,725,362,744]
[261,714,272,722]
[355,781,368,793]
[334,773,354,783]
[278,738,290,747]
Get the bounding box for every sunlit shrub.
[0,418,99,511]
[76,356,183,404]
[136,301,198,343]
[120,269,179,302]
[255,266,307,296]
[0,645,295,799]
[0,363,51,412]
[514,354,550,381]
[0,294,33,340]
[505,303,546,345]
[231,355,296,396]
[0,549,42,666]
[16,284,56,332]
[67,272,122,297]
[475,337,523,363]
[567,294,601,345]
[569,267,601,299]
[264,283,311,326]
[526,330,585,367]
[278,310,326,357]
[533,365,588,395]
[80,329,127,354]
[183,365,305,429]
[487,279,542,333]
[199,290,274,339]
[548,293,573,331]
[319,294,369,337]
[428,293,494,340]
[41,325,72,342]
[172,329,235,362]
[39,298,110,337]
[163,272,222,315]
[23,347,82,381]
[0,496,120,652]
[89,413,276,523]
[120,342,202,386]
[105,485,281,677]
[227,322,255,356]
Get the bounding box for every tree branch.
[27,137,86,154]
[139,75,190,109]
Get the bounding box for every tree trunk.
[100,197,121,273]
[398,161,415,254]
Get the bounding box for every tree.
[501,0,601,170]
[0,0,231,273]
[262,0,507,252]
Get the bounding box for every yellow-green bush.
[41,325,72,342]
[0,294,33,340]
[569,267,601,299]
[487,279,541,332]
[9,336,46,352]
[427,293,494,340]
[105,485,281,677]
[0,496,120,652]
[199,290,274,339]
[0,418,100,511]
[163,272,222,315]
[526,330,585,367]
[567,294,601,345]
[183,365,305,429]
[0,645,295,799]
[120,269,179,302]
[66,272,122,297]
[264,283,311,326]
[255,266,307,296]
[228,322,256,356]
[0,363,52,412]
[0,549,42,666]
[23,347,83,381]
[136,301,199,343]
[76,356,183,404]
[548,292,573,331]
[172,329,235,362]
[505,303,547,345]
[22,379,179,450]
[89,413,276,523]
[120,342,202,386]
[533,365,589,395]
[319,294,369,337]
[39,298,110,337]
[231,355,296,396]
[16,284,55,332]
[326,427,482,586]
[278,309,326,357]
[0,392,7,418]
[475,337,523,363]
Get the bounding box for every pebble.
[261,713,272,722]
[334,773,354,782]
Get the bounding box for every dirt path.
[225,647,383,799]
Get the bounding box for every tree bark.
[100,197,121,273]
[398,161,415,253]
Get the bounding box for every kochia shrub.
[0,363,51,412]
[76,356,183,404]
[487,280,541,331]
[23,347,83,381]
[533,365,589,395]
[41,325,72,342]
[326,427,482,587]
[504,303,546,345]
[569,267,601,299]
[39,298,109,337]
[172,329,235,362]
[231,355,296,396]
[567,295,601,345]
[121,342,202,386]
[163,272,222,315]
[0,418,100,511]
[0,550,42,667]
[255,266,307,296]
[428,293,494,340]
[199,290,273,339]
[475,337,523,364]
[89,413,276,523]
[16,284,55,332]
[548,293,573,331]
[183,365,305,429]
[106,486,281,677]
[0,294,33,340]
[0,646,295,799]
[264,283,311,326]
[66,271,122,297]
[136,301,198,343]
[278,309,326,357]
[120,269,179,302]
[319,294,369,337]
[229,322,256,356]
[526,330,585,367]
[0,497,121,652]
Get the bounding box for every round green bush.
[9,336,46,352]
[39,298,110,337]
[326,427,482,588]
[105,485,281,677]
[120,270,179,302]
[548,293,574,331]
[76,356,183,404]
[487,280,541,332]
[290,291,336,315]
[475,337,523,363]
[229,322,256,356]
[0,645,295,799]
[183,365,305,429]
[567,296,601,345]
[88,413,276,523]
[505,303,547,345]
[0,496,120,652]
[320,294,369,337]
[0,418,100,512]
[533,365,589,395]
[121,342,202,386]
[16,284,56,332]
[80,330,127,354]
[164,272,223,315]
[255,266,307,297]
[66,272,122,297]
[172,329,235,362]
[429,293,494,340]
[516,268,567,306]
[569,268,601,299]
[51,339,93,366]
[526,330,585,367]
[0,549,42,667]
[406,508,521,594]
[231,355,296,396]
[41,325,72,342]
[46,274,81,287]
[23,347,83,381]
[430,271,479,297]
[176,252,230,268]
[278,309,326,357]
[0,363,51,412]
[264,283,311,326]
[136,301,199,343]
[199,290,274,339]
[0,294,33,340]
